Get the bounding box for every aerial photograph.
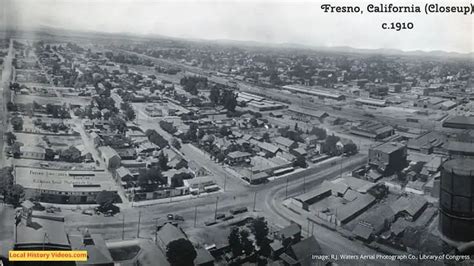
[0,0,473,265]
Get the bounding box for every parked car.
[174,215,184,221]
[205,220,218,226]
[229,207,248,215]
[215,213,225,220]
[167,214,174,220]
[222,215,234,221]
[82,209,94,216]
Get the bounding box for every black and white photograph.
[0,0,473,265]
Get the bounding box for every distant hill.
[2,25,473,59]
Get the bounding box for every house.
[115,166,133,182]
[98,146,121,169]
[184,176,218,194]
[20,146,46,160]
[15,211,71,251]
[69,232,114,266]
[274,136,298,151]
[390,195,428,221]
[281,236,322,266]
[226,151,252,165]
[155,223,187,252]
[255,141,281,157]
[188,160,208,176]
[368,142,407,174]
[276,224,301,244]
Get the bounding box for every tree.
[228,227,243,257]
[262,132,270,143]
[171,138,181,150]
[95,190,119,206]
[124,107,136,121]
[310,127,327,140]
[324,134,340,156]
[158,152,169,170]
[44,148,56,161]
[221,90,237,112]
[343,142,358,155]
[11,142,22,158]
[11,116,23,131]
[293,155,307,168]
[251,217,269,248]
[166,238,197,266]
[240,230,253,255]
[60,146,82,162]
[175,159,188,170]
[5,132,16,146]
[8,184,24,207]
[209,86,221,105]
[170,175,184,188]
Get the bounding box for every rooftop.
[442,158,474,175]
[14,166,117,192]
[372,142,406,154]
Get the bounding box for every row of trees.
[0,167,24,206]
[209,86,238,112]
[180,76,208,95]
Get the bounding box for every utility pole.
[303,175,306,193]
[194,205,198,227]
[154,218,159,244]
[137,210,141,238]
[214,196,219,221]
[224,175,227,192]
[122,213,125,240]
[253,191,257,211]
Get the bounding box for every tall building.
[439,159,474,242]
[368,142,407,174]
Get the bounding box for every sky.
[2,0,473,53]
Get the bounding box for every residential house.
[98,146,121,169]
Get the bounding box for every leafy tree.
[124,107,136,121]
[60,146,82,162]
[228,227,243,257]
[11,142,22,158]
[5,132,16,146]
[221,90,237,112]
[95,190,119,206]
[209,86,221,105]
[324,134,341,156]
[158,152,169,171]
[343,142,358,155]
[251,217,269,248]
[310,127,327,140]
[8,184,24,207]
[293,155,307,168]
[171,138,181,150]
[170,175,184,188]
[166,238,197,266]
[6,101,18,112]
[240,230,253,255]
[262,132,271,143]
[44,148,56,161]
[11,116,23,131]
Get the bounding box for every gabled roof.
[156,223,187,249]
[279,223,301,239]
[390,195,427,218]
[274,136,296,148]
[289,236,322,265]
[256,141,281,154]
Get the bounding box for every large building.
[439,159,474,242]
[368,142,407,174]
[282,84,345,101]
[14,166,118,204]
[350,121,394,140]
[442,116,474,130]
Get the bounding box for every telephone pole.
[137,210,141,238]
[214,196,219,220]
[253,191,257,211]
[122,213,125,240]
[194,205,198,227]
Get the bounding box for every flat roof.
[443,116,474,128]
[14,166,117,192]
[371,142,405,154]
[443,159,474,175]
